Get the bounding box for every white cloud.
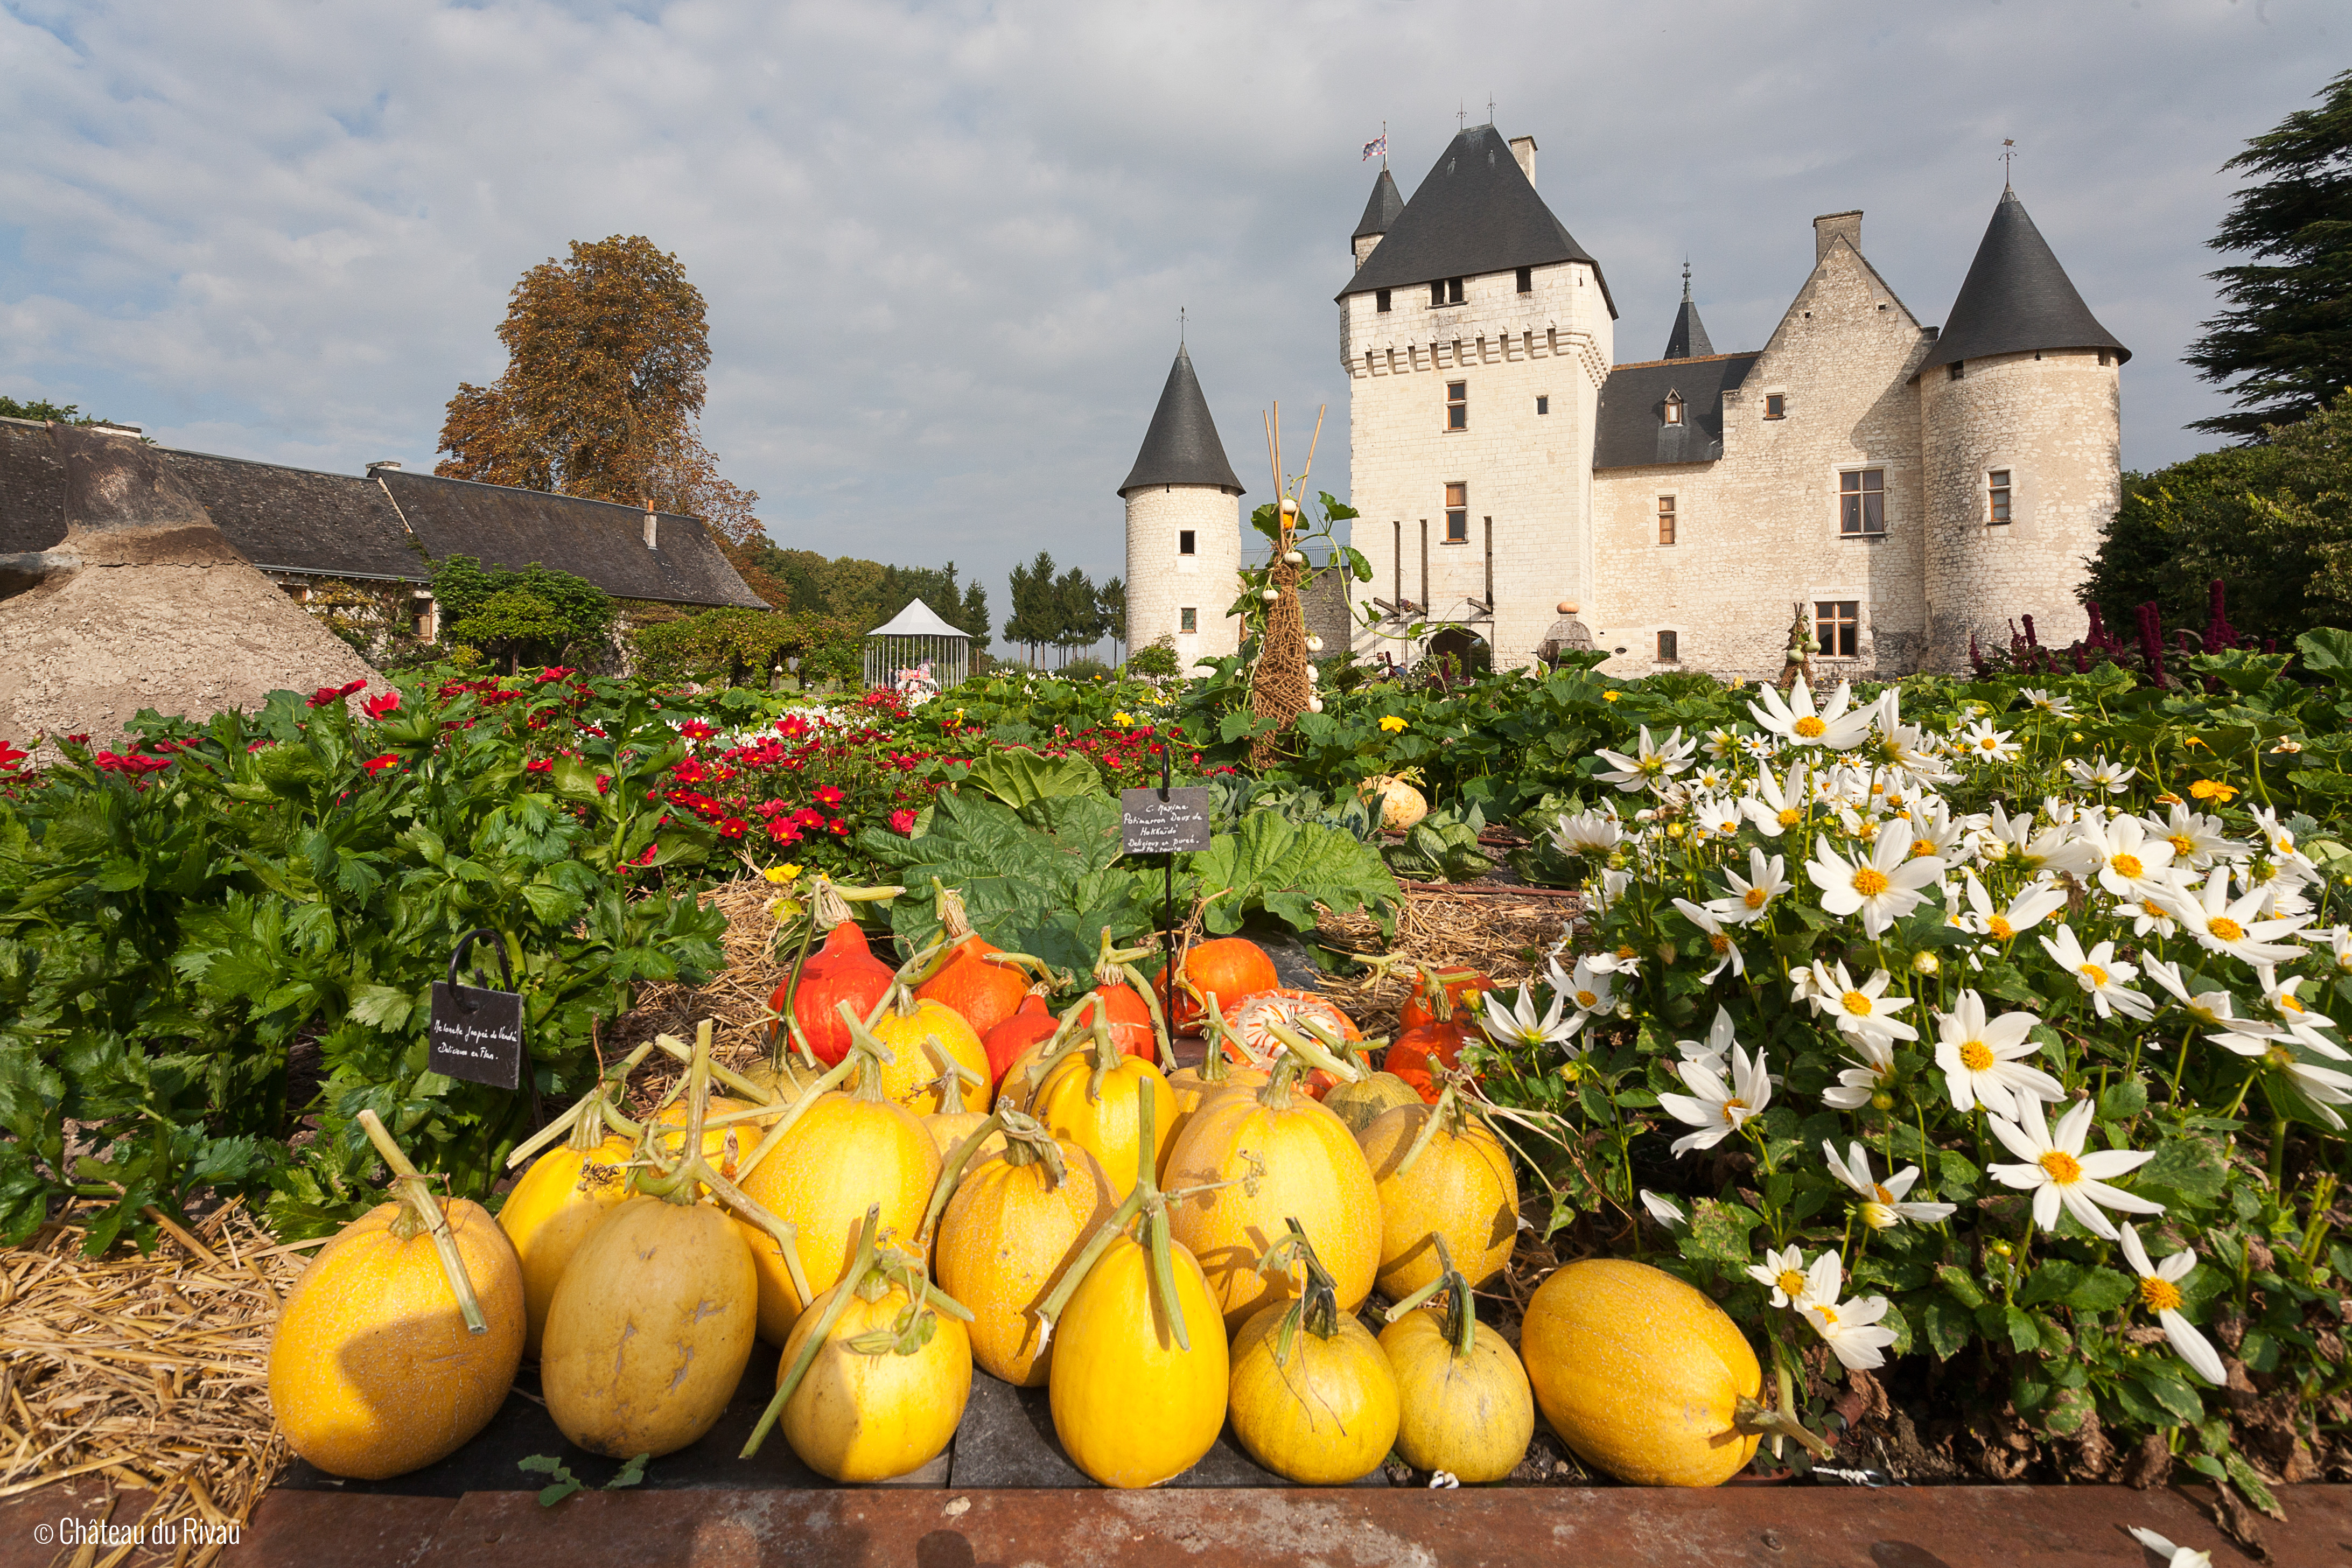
[0,0,2339,615]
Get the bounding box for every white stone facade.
[1124,483,1242,668]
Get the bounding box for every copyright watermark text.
[32,1517,241,1549]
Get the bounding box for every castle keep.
[1122,124,2129,679]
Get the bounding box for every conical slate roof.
[1917,188,2128,376]
[1354,167,1405,240]
[1117,346,1244,497]
[1665,265,1713,360]
[1336,125,1614,316]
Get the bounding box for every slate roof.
[1117,346,1245,496]
[1592,352,1761,470]
[1353,167,1405,240]
[1665,268,1714,360]
[378,470,768,608]
[1336,125,1615,316]
[1916,188,2129,376]
[0,417,764,608]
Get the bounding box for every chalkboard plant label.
[427,929,524,1089]
[1121,787,1213,855]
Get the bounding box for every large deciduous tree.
[436,235,764,538]
[2186,70,2352,439]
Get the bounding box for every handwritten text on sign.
[427,982,525,1090]
[1120,787,1213,855]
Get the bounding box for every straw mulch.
[609,876,798,1111]
[0,1202,307,1565]
[1315,885,1578,1036]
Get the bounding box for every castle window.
[1948,361,1965,381]
[1516,265,1533,293]
[1179,607,1198,633]
[1816,601,1860,659]
[1657,495,1677,546]
[1179,530,1196,556]
[1445,483,1468,544]
[1839,468,1885,536]
[1536,395,1549,416]
[1376,288,1391,313]
[1662,395,1684,426]
[2098,349,2112,367]
[1656,630,1679,662]
[1446,381,1467,431]
[1987,471,2012,526]
[1764,393,1786,420]
[1430,277,1464,306]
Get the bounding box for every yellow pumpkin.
[870,998,992,1114]
[1519,1258,1766,1487]
[1163,1065,1381,1331]
[1356,1098,1518,1299]
[540,1195,759,1458]
[1323,1070,1426,1135]
[498,1131,636,1359]
[1163,1059,1269,1150]
[1031,1041,1177,1201]
[920,1039,1005,1165]
[1377,1260,1532,1483]
[776,1263,972,1482]
[1226,1236,1399,1486]
[733,1079,941,1343]
[269,1196,524,1480]
[1047,1231,1228,1488]
[933,1129,1115,1386]
[647,1094,755,1198]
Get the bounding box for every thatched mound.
[0,426,382,748]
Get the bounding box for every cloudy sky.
[1,0,2340,626]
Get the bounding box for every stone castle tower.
[1916,187,2129,668]
[1120,345,1246,667]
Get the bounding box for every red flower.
[363,690,402,719]
[790,806,826,829]
[594,774,612,794]
[827,818,851,837]
[888,808,918,835]
[718,816,748,838]
[524,758,554,774]
[535,666,577,684]
[680,719,717,742]
[65,733,90,745]
[0,741,27,772]
[813,785,846,808]
[363,754,401,775]
[631,842,660,867]
[766,819,802,845]
[94,750,171,776]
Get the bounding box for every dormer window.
[1430,277,1465,306]
[1516,266,1532,293]
[1662,394,1684,426]
[1376,288,1391,313]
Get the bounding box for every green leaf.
[1975,1301,2042,1353]
[347,984,414,1032]
[2138,1133,2228,1206]
[1681,1198,1759,1264]
[2224,1453,2284,1520]
[963,751,1102,810]
[2097,1077,2148,1122]
[1920,1292,1975,1360]
[2135,1368,2204,1423]
[2295,626,2352,681]
[1934,1264,1987,1309]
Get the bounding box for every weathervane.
[1458,100,1466,131]
[2001,138,2017,187]
[1180,305,1186,347]
[1487,93,1496,126]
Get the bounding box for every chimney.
[1508,135,1537,185]
[1814,211,1863,265]
[87,422,143,439]
[367,459,402,472]
[643,510,657,550]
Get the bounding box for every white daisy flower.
[1739,760,1812,838]
[1639,1189,1686,1228]
[2332,926,2352,972]
[2062,754,2138,794]
[2144,800,2248,870]
[1549,806,1622,855]
[1957,718,2021,764]
[1823,1142,1957,1229]
[2020,688,2076,718]
[2118,1224,2226,1388]
[1707,846,1794,927]
[1689,793,1745,841]
[1810,962,1921,1048]
[1821,1035,1897,1111]
[1675,1006,1739,1072]
[2039,923,2157,1021]
[2125,890,2184,941]
[1993,802,2103,879]
[1748,676,1873,750]
[2250,806,2315,873]
[1550,955,1616,1016]
[1807,828,1947,938]
[1594,725,1698,794]
[2160,866,2313,966]
[1801,1266,1900,1370]
[1985,1098,2162,1241]
[2206,1028,2352,1125]
[1932,989,2061,1117]
[1585,866,1633,918]
[1481,982,1586,1051]
[1746,1244,1822,1309]
[1670,898,1746,981]
[1956,870,2068,943]
[2123,1527,2212,1568]
[1701,726,1741,761]
[2076,813,2177,899]
[2256,967,2339,1042]
[2140,957,2238,1028]
[1657,1043,1773,1156]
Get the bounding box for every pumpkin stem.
[923,1037,984,1116]
[810,874,904,933]
[727,1020,861,1186]
[505,1040,655,1167]
[929,878,975,944]
[1012,992,1104,1106]
[1196,994,1238,1083]
[916,1094,1012,1244]
[635,1021,722,1208]
[1255,1216,1341,1359]
[1394,1080,1462,1178]
[768,897,822,1074]
[358,1108,488,1336]
[743,1205,881,1459]
[888,938,955,1006]
[1732,1393,1836,1461]
[1115,959,1179,1073]
[1257,1020,1362,1110]
[1033,1080,1199,1355]
[1380,1236,1479,1360]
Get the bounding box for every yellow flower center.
[2169,834,2195,857]
[1872,1184,1895,1205]
[2080,964,2109,988]
[1842,990,1873,1016]
[1719,1098,1748,1123]
[1709,933,1731,954]
[2278,992,2305,1016]
[1959,1040,1996,1072]
[1616,946,1637,961]
[2138,1275,2182,1314]
[1575,990,1599,1009]
[2209,916,2246,943]
[1795,716,1826,739]
[1987,915,2015,941]
[1852,867,1892,897]
[2038,1150,2084,1185]
[1779,807,1801,827]
[1776,1269,1805,1297]
[1912,838,1936,858]
[1816,1305,1840,1328]
[2111,853,2144,879]
[1979,736,2000,751]
[1744,887,1769,909]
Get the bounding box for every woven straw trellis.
[1247,405,1324,769]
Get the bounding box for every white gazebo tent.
[863,598,970,695]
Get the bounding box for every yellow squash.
[540,1195,759,1458]
[920,1039,1004,1164]
[933,1125,1115,1386]
[1226,1226,1399,1486]
[775,1261,972,1482]
[1376,1242,1532,1483]
[1356,1094,1518,1299]
[1047,1231,1228,1488]
[1031,1033,1177,1201]
[870,998,991,1115]
[1520,1258,1771,1487]
[1324,1070,1426,1135]
[498,1131,636,1359]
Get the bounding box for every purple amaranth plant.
[2203,579,2241,653]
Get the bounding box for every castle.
[1121,124,2129,678]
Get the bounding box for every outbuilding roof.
[1336,125,1614,316]
[1592,352,1761,470]
[1117,346,1245,497]
[1915,187,2129,376]
[867,598,970,639]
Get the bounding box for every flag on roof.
[1361,132,1387,161]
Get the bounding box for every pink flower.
[363,753,401,775]
[363,690,402,719]
[888,808,918,836]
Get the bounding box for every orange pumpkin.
[915,907,1031,1040]
[1090,982,1157,1062]
[772,922,893,1066]
[1156,938,1278,1034]
[1384,1019,1466,1080]
[1399,968,1495,1032]
[982,991,1061,1083]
